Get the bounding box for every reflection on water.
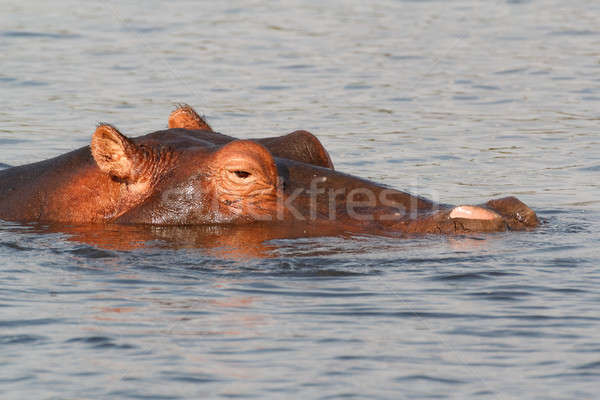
[15,222,508,260]
[25,222,338,259]
[1,0,599,399]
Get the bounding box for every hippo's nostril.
[515,212,524,222]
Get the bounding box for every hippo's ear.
[168,104,213,131]
[91,124,139,180]
[211,140,279,191]
[257,130,334,170]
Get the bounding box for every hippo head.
[89,122,538,234]
[0,101,538,234]
[91,124,285,224]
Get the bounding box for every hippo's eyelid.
[233,170,251,179]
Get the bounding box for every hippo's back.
[0,147,94,220]
[0,147,91,188]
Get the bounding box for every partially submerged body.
[0,105,538,235]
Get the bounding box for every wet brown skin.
[0,105,538,235]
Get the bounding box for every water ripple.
[0,334,46,345]
[0,318,64,328]
[433,271,514,281]
[395,374,466,385]
[1,30,81,39]
[575,361,600,370]
[66,336,136,349]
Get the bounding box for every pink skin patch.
[449,206,501,220]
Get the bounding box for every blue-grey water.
[1,1,599,399]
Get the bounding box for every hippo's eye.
[233,170,251,179]
[223,165,257,187]
[224,168,256,186]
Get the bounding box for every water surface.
[1,0,599,399]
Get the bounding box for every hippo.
[0,105,538,236]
